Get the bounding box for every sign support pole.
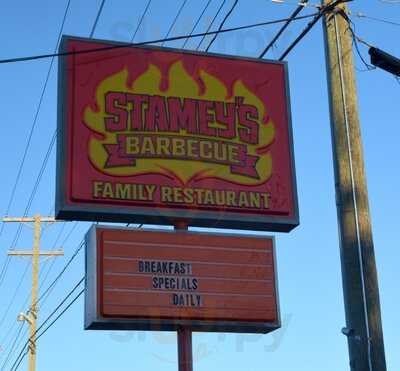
[174,221,193,371]
[177,327,193,371]
[323,3,386,370]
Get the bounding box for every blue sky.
[0,0,399,370]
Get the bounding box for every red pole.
[177,327,193,371]
[174,221,193,371]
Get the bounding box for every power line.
[0,4,342,347]
[6,0,182,354]
[0,222,75,354]
[7,4,297,363]
[37,222,67,282]
[1,0,105,241]
[24,133,56,215]
[0,7,326,337]
[37,222,79,300]
[1,2,361,369]
[0,322,24,363]
[0,323,24,371]
[0,12,321,65]
[10,281,85,371]
[36,240,84,307]
[36,288,84,341]
[6,329,27,371]
[130,0,153,42]
[0,0,71,303]
[268,0,321,7]
[89,0,106,37]
[278,0,351,60]
[0,134,57,326]
[196,0,227,50]
[1,0,104,285]
[1,324,28,371]
[0,265,30,332]
[259,0,309,58]
[205,0,238,52]
[182,0,213,48]
[35,277,85,337]
[0,0,71,238]
[8,279,84,371]
[161,0,188,46]
[20,221,77,315]
[356,12,400,27]
[339,11,376,71]
[0,0,106,349]
[9,350,27,371]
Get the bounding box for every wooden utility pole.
[322,2,386,371]
[4,215,64,371]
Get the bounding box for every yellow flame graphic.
[84,61,275,185]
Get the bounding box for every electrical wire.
[0,0,105,302]
[8,279,84,371]
[0,4,348,355]
[0,7,326,342]
[0,0,72,304]
[0,0,71,238]
[36,277,85,337]
[8,278,84,371]
[4,0,203,364]
[0,323,24,371]
[0,133,57,329]
[182,0,213,48]
[9,349,27,371]
[268,0,320,6]
[0,221,76,354]
[0,0,71,300]
[0,0,106,348]
[278,0,351,60]
[125,223,144,228]
[36,288,84,342]
[0,265,30,332]
[1,0,105,285]
[0,12,321,65]
[196,0,226,50]
[36,240,84,307]
[130,0,153,42]
[6,4,304,363]
[10,4,254,362]
[1,2,355,367]
[7,325,28,371]
[161,0,188,46]
[338,10,376,71]
[37,222,67,281]
[90,0,106,37]
[0,14,314,304]
[259,0,309,58]
[205,0,238,52]
[356,12,400,27]
[38,222,78,295]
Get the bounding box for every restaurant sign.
[56,36,298,231]
[85,226,280,333]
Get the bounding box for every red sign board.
[56,36,298,231]
[85,226,280,333]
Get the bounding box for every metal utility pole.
[4,215,64,371]
[322,2,386,371]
